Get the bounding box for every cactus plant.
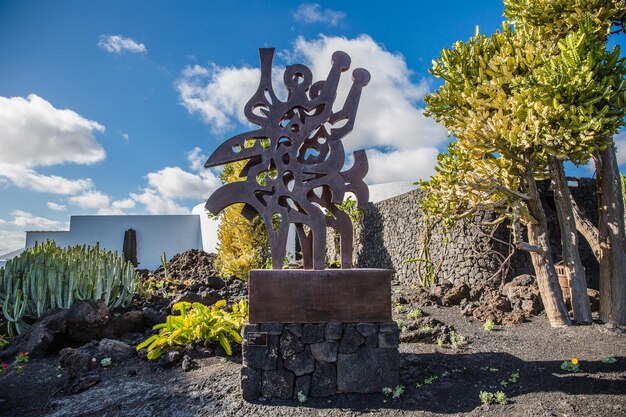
[0,241,137,336]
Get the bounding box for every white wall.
[26,215,202,269]
[192,203,220,253]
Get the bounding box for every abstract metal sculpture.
[204,48,370,270]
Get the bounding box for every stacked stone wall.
[241,322,399,400]
[327,178,599,288]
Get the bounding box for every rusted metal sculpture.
[205,48,370,270]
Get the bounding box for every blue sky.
[0,1,623,254]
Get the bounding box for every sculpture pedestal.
[241,269,399,400]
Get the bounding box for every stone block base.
[240,322,399,400]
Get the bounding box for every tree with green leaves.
[422,0,626,326]
[504,0,626,324]
[213,160,270,278]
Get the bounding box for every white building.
[0,182,417,269]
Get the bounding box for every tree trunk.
[548,157,592,323]
[520,165,572,327]
[594,142,626,325]
[572,198,600,261]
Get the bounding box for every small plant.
[420,324,434,332]
[382,385,405,399]
[336,196,364,226]
[0,351,29,377]
[395,319,407,333]
[479,391,493,405]
[100,357,112,367]
[393,302,404,314]
[160,252,170,280]
[561,358,581,372]
[392,385,405,398]
[489,367,499,373]
[424,375,438,385]
[297,391,307,403]
[449,331,466,348]
[479,390,507,405]
[137,299,248,359]
[436,335,446,347]
[0,335,9,348]
[509,370,520,383]
[602,356,617,364]
[494,391,507,405]
[407,309,423,320]
[483,320,495,331]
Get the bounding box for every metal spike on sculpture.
[204,48,370,270]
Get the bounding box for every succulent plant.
[0,241,137,336]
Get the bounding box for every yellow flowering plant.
[561,357,581,372]
[137,299,248,359]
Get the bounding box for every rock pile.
[136,249,248,316]
[0,300,146,360]
[150,249,220,281]
[408,275,547,325]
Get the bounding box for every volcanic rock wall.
[327,178,599,288]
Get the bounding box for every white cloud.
[98,35,147,54]
[187,146,208,171]
[130,188,189,215]
[9,210,61,230]
[176,64,261,132]
[130,148,221,214]
[294,3,345,26]
[0,94,105,167]
[145,166,221,200]
[97,198,136,215]
[0,163,94,195]
[69,191,110,209]
[289,35,447,153]
[0,230,24,255]
[0,94,105,194]
[121,132,130,142]
[365,147,440,184]
[47,202,67,211]
[176,35,448,184]
[68,191,136,215]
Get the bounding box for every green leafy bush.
[137,299,248,359]
[0,241,136,336]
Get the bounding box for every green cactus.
[0,241,137,335]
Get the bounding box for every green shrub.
[407,308,423,319]
[0,241,136,336]
[214,160,271,278]
[480,390,507,405]
[137,299,248,359]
